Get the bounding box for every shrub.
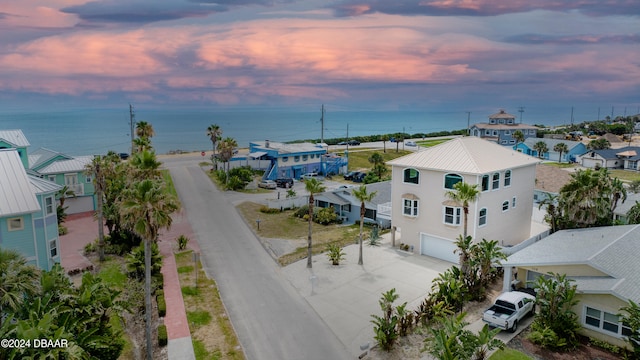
[58,225,68,235]
[176,235,189,250]
[126,242,162,279]
[157,293,167,317]
[259,206,281,214]
[153,272,164,291]
[293,205,310,218]
[531,273,580,349]
[225,175,245,190]
[326,244,346,265]
[84,241,97,254]
[315,207,338,225]
[371,289,401,351]
[157,325,168,347]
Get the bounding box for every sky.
[1,0,639,119]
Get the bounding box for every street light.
[256,219,261,230]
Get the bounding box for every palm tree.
[133,137,152,153]
[304,178,325,268]
[587,138,611,150]
[352,185,377,265]
[86,155,107,261]
[381,134,389,153]
[473,239,507,286]
[368,152,387,178]
[533,141,548,159]
[217,137,238,172]
[130,150,161,180]
[445,181,480,240]
[0,248,40,328]
[206,124,222,169]
[119,179,179,360]
[135,121,155,139]
[626,201,640,224]
[553,142,569,163]
[539,194,561,233]
[513,130,525,145]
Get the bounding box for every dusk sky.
[1,0,639,118]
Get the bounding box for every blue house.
[248,140,347,180]
[0,149,62,270]
[29,148,96,214]
[514,138,586,162]
[470,109,538,146]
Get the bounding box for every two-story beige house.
[387,136,540,263]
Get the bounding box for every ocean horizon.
[1,107,570,156]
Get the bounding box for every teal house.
[0,129,30,168]
[29,148,96,214]
[0,148,62,270]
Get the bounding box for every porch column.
[391,226,396,247]
[502,266,513,292]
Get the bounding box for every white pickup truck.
[482,291,536,332]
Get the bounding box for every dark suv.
[275,178,294,188]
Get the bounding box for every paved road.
[163,157,350,360]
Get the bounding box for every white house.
[387,137,540,263]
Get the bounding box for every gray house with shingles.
[503,225,640,349]
[314,181,391,228]
[576,146,640,170]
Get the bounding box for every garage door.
[66,196,95,214]
[581,158,601,168]
[420,233,459,264]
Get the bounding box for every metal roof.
[29,147,72,170]
[0,149,40,216]
[36,155,93,174]
[29,175,62,194]
[504,225,640,303]
[0,129,30,147]
[387,136,540,174]
[522,138,583,150]
[251,141,326,154]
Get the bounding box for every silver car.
[258,180,277,189]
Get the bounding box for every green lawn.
[416,138,450,147]
[609,169,640,182]
[489,348,532,360]
[540,162,578,169]
[331,148,412,171]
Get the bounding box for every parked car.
[347,139,360,146]
[337,141,348,145]
[352,172,367,182]
[275,178,294,188]
[405,140,417,147]
[118,153,130,160]
[301,172,319,180]
[258,180,277,189]
[482,291,535,332]
[343,171,357,180]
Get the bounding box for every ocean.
[0,107,565,156]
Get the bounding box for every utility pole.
[320,104,325,145]
[129,103,136,155]
[598,107,600,121]
[570,106,574,126]
[466,111,471,135]
[518,106,525,123]
[346,123,349,151]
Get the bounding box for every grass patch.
[162,169,182,207]
[542,162,579,169]
[609,169,640,182]
[416,138,450,147]
[187,310,213,328]
[237,201,368,266]
[97,259,127,288]
[176,250,245,360]
[178,265,194,273]
[489,348,532,359]
[331,149,411,171]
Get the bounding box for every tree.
[553,142,569,163]
[513,130,525,145]
[538,194,561,233]
[423,313,503,360]
[119,179,179,360]
[381,134,389,153]
[352,185,377,265]
[626,201,640,224]
[533,141,548,159]
[472,239,507,287]
[217,137,238,172]
[0,248,40,329]
[130,150,161,180]
[133,136,152,153]
[304,178,325,268]
[368,152,387,178]
[135,121,155,139]
[206,124,222,170]
[445,182,480,241]
[530,273,580,349]
[587,138,611,150]
[619,300,640,357]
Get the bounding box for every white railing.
[67,183,84,196]
[377,202,392,220]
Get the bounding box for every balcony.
[66,183,84,196]
[377,202,391,220]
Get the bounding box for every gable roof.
[489,109,516,119]
[387,137,540,174]
[522,138,584,150]
[504,225,640,303]
[580,146,640,161]
[29,175,63,194]
[29,147,73,170]
[0,149,40,216]
[36,155,93,174]
[0,129,30,147]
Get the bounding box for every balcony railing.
[377,202,392,220]
[66,183,84,196]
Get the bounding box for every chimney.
[265,140,270,148]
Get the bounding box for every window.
[492,173,500,190]
[403,199,419,217]
[508,119,514,124]
[85,176,92,183]
[504,170,512,187]
[485,130,491,135]
[504,130,511,135]
[444,173,463,189]
[282,157,288,162]
[509,140,516,144]
[481,175,489,191]
[444,206,461,225]
[501,140,508,144]
[45,196,54,215]
[403,168,419,184]
[294,156,300,162]
[490,119,496,124]
[512,196,517,208]
[8,217,24,231]
[310,154,315,159]
[502,201,509,212]
[492,130,498,136]
[48,175,56,182]
[302,155,308,161]
[49,239,58,258]
[584,306,632,336]
[479,208,487,226]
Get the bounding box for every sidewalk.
[59,212,196,360]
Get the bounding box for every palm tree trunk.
[358,208,364,265]
[145,238,153,360]
[97,189,105,262]
[307,200,313,268]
